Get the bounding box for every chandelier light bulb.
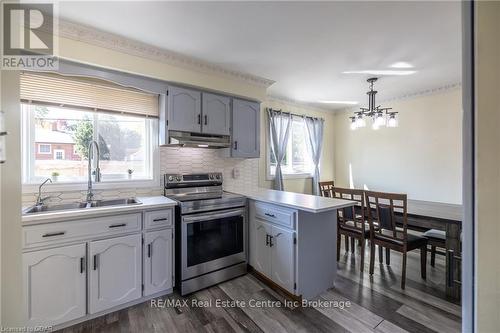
[374,113,386,127]
[388,114,398,128]
[355,115,366,128]
[350,117,357,130]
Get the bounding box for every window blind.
[20,71,159,118]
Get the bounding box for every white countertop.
[22,196,177,225]
[229,188,356,213]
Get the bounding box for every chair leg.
[385,248,391,265]
[345,235,349,253]
[360,238,365,272]
[350,237,355,253]
[337,232,341,262]
[369,241,375,275]
[430,245,436,267]
[421,246,427,280]
[378,245,383,263]
[401,252,407,289]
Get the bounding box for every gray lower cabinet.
[168,86,201,133]
[23,243,87,327]
[143,229,173,296]
[22,208,175,328]
[89,234,142,314]
[231,98,260,158]
[202,93,231,135]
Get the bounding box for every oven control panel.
[164,173,223,187]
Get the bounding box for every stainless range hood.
[164,131,231,149]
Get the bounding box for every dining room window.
[268,118,314,178]
[20,71,159,185]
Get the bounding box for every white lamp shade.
[387,116,398,127]
[356,117,366,128]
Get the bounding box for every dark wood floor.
[60,238,461,333]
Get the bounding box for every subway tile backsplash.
[22,147,259,206]
[160,147,259,192]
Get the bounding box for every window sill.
[266,173,313,181]
[22,179,161,193]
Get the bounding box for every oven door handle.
[182,208,245,223]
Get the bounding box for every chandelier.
[349,78,398,130]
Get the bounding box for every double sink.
[23,198,142,215]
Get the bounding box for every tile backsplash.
[160,147,259,192]
[22,147,260,206]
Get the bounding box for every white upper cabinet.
[143,229,173,296]
[231,99,260,158]
[89,234,142,314]
[23,243,86,327]
[168,86,201,133]
[202,93,231,135]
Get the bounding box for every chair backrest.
[364,190,408,243]
[331,187,366,235]
[318,181,335,197]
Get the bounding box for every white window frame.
[38,143,51,154]
[266,117,314,180]
[53,149,65,160]
[21,104,160,192]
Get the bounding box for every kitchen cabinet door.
[23,243,86,327]
[202,93,231,135]
[168,86,201,133]
[89,234,142,314]
[231,99,260,158]
[144,229,173,296]
[270,225,295,293]
[254,219,272,277]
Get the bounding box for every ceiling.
[57,1,462,110]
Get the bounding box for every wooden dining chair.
[423,229,446,267]
[331,187,368,272]
[318,181,335,197]
[365,190,428,289]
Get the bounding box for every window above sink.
[20,72,160,191]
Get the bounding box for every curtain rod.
[267,107,324,121]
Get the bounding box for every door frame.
[461,1,474,332]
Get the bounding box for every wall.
[1,70,24,326]
[334,88,462,216]
[260,99,336,194]
[474,1,500,331]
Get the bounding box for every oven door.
[181,208,246,280]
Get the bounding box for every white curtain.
[268,109,292,191]
[304,117,324,195]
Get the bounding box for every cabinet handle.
[42,231,65,237]
[198,114,201,124]
[147,244,152,258]
[108,223,126,228]
[264,213,276,218]
[80,257,85,273]
[93,254,98,270]
[204,115,208,125]
[265,234,270,246]
[233,141,238,150]
[153,218,168,222]
[269,235,274,247]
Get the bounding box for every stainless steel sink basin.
[23,197,142,215]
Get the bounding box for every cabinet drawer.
[23,213,142,248]
[144,209,173,230]
[254,202,295,229]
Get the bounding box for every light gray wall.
[1,69,23,326]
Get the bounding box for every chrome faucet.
[36,178,52,206]
[86,140,101,202]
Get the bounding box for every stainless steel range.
[164,172,247,295]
